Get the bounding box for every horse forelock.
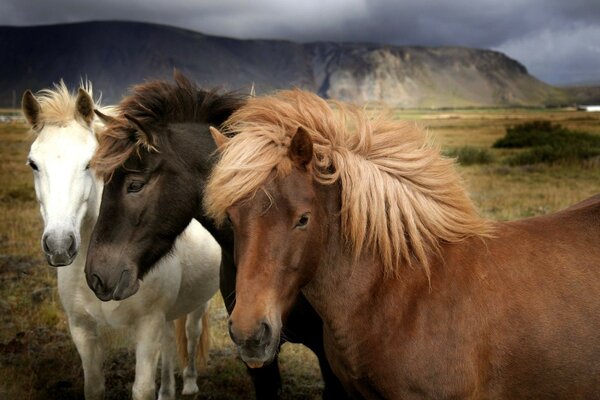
[205,89,493,278]
[92,75,245,180]
[34,80,100,128]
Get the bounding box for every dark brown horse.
[205,89,600,399]
[84,74,349,399]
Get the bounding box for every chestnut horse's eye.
[27,159,39,171]
[127,181,145,193]
[295,213,310,229]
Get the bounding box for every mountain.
[0,21,575,108]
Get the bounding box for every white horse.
[22,82,220,400]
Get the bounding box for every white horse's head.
[22,82,103,266]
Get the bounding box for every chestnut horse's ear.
[288,126,313,169]
[94,109,118,125]
[75,88,95,126]
[22,90,41,129]
[209,126,230,150]
[124,113,155,149]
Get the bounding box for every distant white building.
[577,105,600,112]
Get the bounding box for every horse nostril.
[91,273,104,293]
[67,233,76,256]
[259,321,271,344]
[228,319,236,342]
[42,234,51,253]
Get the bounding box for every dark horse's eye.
[127,181,145,193]
[27,159,39,171]
[295,213,310,229]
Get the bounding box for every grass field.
[1,108,600,399]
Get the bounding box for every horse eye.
[27,159,39,171]
[295,213,310,228]
[85,163,90,171]
[127,181,145,193]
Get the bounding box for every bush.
[445,146,494,165]
[493,121,600,166]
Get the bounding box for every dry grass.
[1,108,600,399]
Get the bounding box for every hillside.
[0,21,573,107]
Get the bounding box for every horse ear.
[124,113,155,148]
[209,126,230,150]
[22,90,41,129]
[94,109,118,126]
[288,126,313,169]
[76,88,95,125]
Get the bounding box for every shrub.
[493,121,600,166]
[445,146,494,165]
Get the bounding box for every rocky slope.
[0,21,572,107]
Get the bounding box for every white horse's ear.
[288,126,313,169]
[124,113,155,149]
[22,90,41,130]
[76,88,95,126]
[209,126,230,151]
[250,83,256,98]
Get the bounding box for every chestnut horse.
[85,73,349,399]
[205,89,600,399]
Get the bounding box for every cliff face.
[309,44,567,107]
[0,21,571,107]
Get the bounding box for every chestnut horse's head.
[84,74,242,301]
[210,127,327,367]
[205,89,491,368]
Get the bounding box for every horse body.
[23,83,219,400]
[305,193,600,399]
[85,74,349,399]
[205,89,600,399]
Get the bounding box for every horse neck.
[301,183,421,332]
[169,122,235,255]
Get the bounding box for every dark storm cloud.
[2,0,599,84]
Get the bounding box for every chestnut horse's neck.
[302,181,430,346]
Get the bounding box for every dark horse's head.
[85,72,243,301]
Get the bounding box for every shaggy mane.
[34,80,107,127]
[204,90,493,277]
[92,72,245,178]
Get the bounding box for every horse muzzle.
[42,231,77,267]
[228,318,280,368]
[86,266,141,301]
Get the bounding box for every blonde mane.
[205,89,493,277]
[34,80,108,128]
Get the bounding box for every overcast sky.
[2,0,599,85]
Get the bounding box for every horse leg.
[158,321,176,400]
[221,255,282,399]
[68,315,105,400]
[132,314,164,400]
[282,294,351,400]
[246,355,282,400]
[181,303,209,395]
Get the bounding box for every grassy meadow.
[1,108,600,399]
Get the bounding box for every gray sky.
[2,0,599,85]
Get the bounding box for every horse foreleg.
[246,355,282,400]
[68,315,105,400]
[181,303,209,395]
[158,321,176,400]
[132,314,164,400]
